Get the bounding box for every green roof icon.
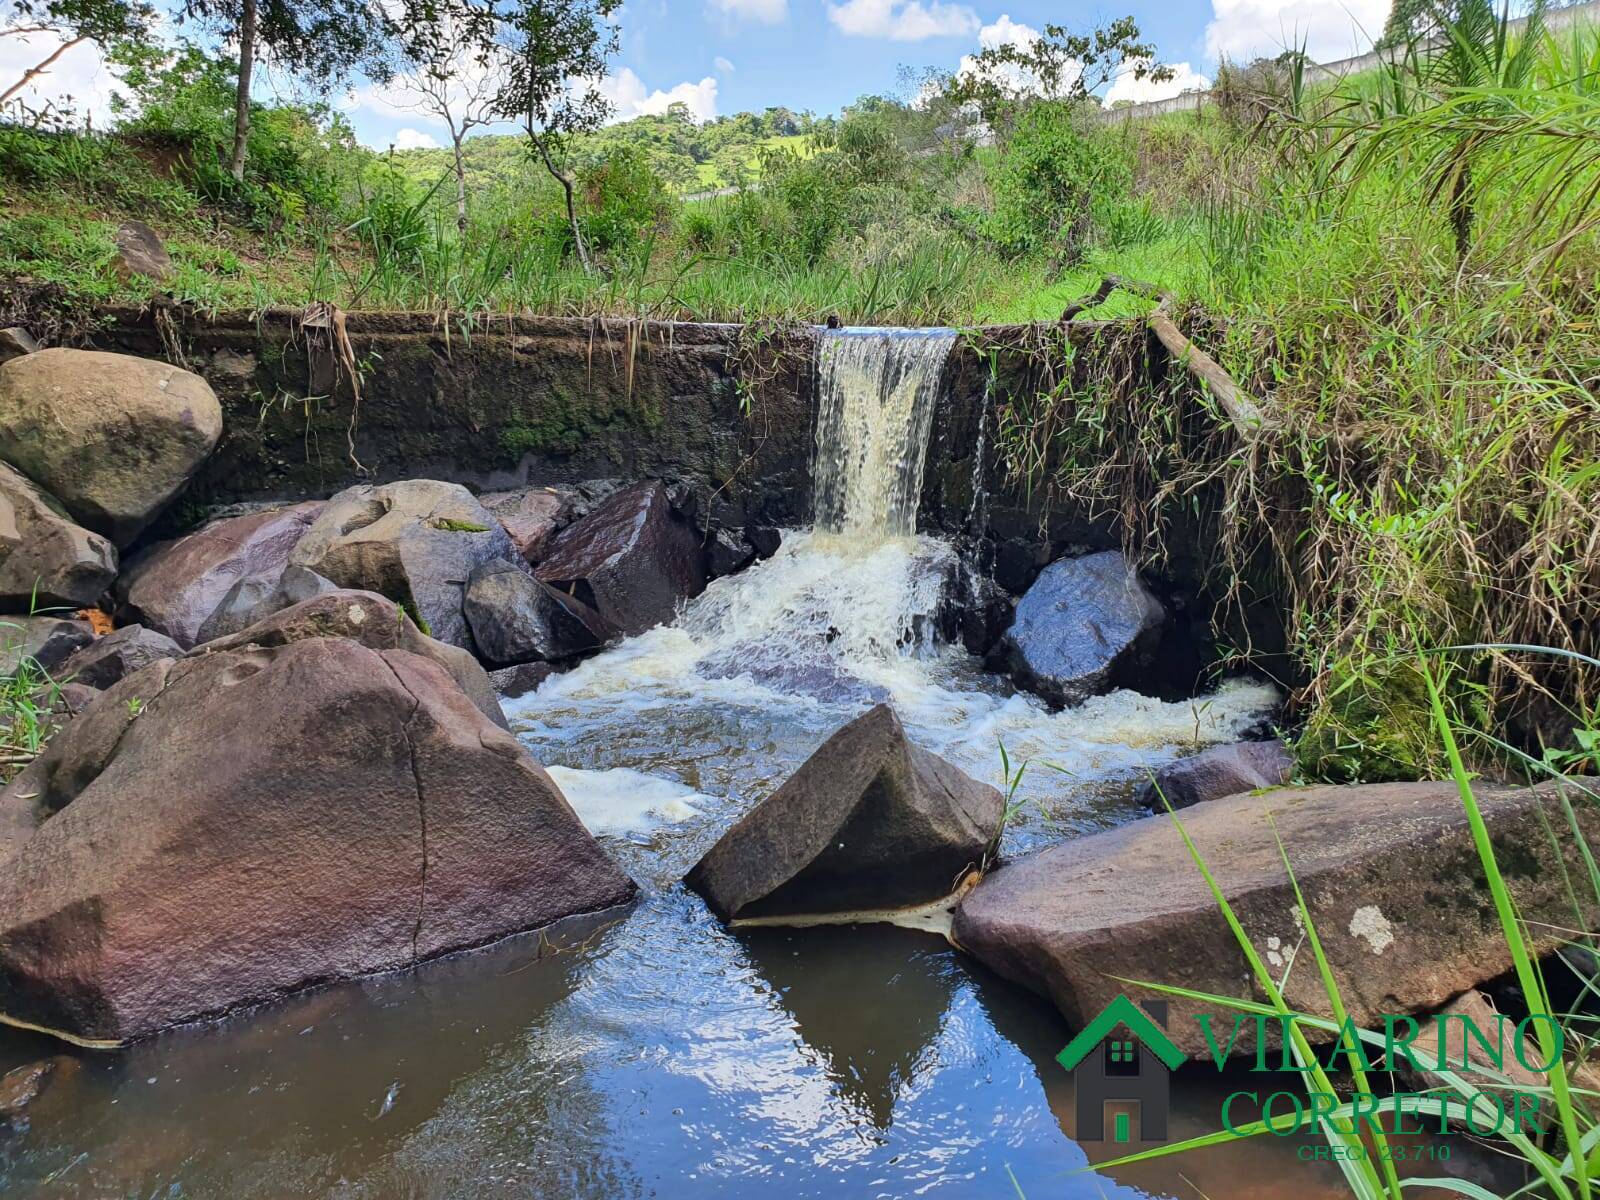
[1056,995,1187,1072]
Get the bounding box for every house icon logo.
[1056,995,1186,1144]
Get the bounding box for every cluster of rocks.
[0,345,806,1043]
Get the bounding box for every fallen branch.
[1060,274,1267,437]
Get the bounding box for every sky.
[3,0,1393,149]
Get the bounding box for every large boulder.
[0,615,94,677]
[536,480,706,637]
[686,704,1003,920]
[289,480,516,654]
[463,558,614,667]
[197,589,510,730]
[478,486,575,563]
[58,624,180,690]
[1135,739,1294,810]
[0,349,222,546]
[994,550,1165,708]
[0,462,117,608]
[952,779,1600,1057]
[116,502,323,648]
[0,637,636,1043]
[195,563,336,644]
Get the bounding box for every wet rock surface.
[687,704,1003,920]
[0,637,635,1044]
[57,624,181,690]
[0,462,117,609]
[995,550,1165,708]
[463,558,614,666]
[117,502,323,648]
[289,481,515,654]
[953,779,1600,1057]
[0,349,221,546]
[1134,739,1294,810]
[478,486,576,563]
[536,481,706,637]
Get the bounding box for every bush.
[578,144,677,257]
[985,101,1134,263]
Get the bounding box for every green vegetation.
[1,3,1597,789]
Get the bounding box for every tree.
[393,7,507,231]
[180,0,395,183]
[947,15,1171,126]
[1,0,153,113]
[486,0,622,274]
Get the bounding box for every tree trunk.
[451,131,468,233]
[229,0,258,184]
[1449,151,1474,265]
[532,132,593,275]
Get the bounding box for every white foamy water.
[509,326,1277,852]
[546,765,704,837]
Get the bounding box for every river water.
[0,330,1514,1198]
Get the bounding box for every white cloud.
[393,127,441,149]
[714,56,735,73]
[827,0,979,41]
[708,0,787,23]
[1205,0,1388,64]
[0,30,122,124]
[593,68,720,122]
[1106,59,1211,105]
[955,14,1051,94]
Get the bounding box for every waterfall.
[813,328,958,540]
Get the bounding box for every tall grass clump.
[997,1,1600,783]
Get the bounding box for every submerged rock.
[197,589,509,730]
[463,558,614,666]
[536,480,706,637]
[0,1056,73,1127]
[0,462,117,609]
[952,779,1600,1057]
[1135,739,1294,810]
[0,349,222,546]
[117,502,323,648]
[686,704,1003,920]
[289,480,515,654]
[995,550,1164,707]
[58,624,181,690]
[0,637,636,1044]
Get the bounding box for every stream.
[0,329,1516,1198]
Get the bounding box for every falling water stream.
[0,330,1504,1199]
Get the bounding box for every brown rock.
[0,327,39,365]
[117,502,323,647]
[0,461,117,608]
[0,349,222,546]
[58,624,181,689]
[686,704,1003,920]
[0,638,635,1043]
[537,480,706,636]
[952,780,1600,1056]
[463,558,614,666]
[289,480,517,653]
[479,486,574,563]
[195,589,509,730]
[110,219,173,281]
[1135,740,1293,810]
[0,616,94,677]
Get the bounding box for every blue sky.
[4,0,1392,148]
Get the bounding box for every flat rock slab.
[0,638,635,1044]
[687,704,1003,920]
[953,780,1600,1056]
